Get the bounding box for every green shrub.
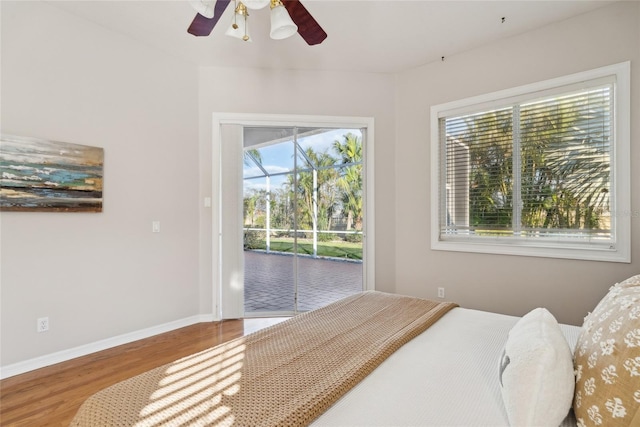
[344,233,363,243]
[318,233,337,242]
[244,231,266,249]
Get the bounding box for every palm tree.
[456,88,611,233]
[333,133,363,231]
[287,147,339,234]
[456,110,513,230]
[243,148,262,167]
[520,89,610,230]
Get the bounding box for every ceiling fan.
[187,0,327,45]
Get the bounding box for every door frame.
[211,113,375,320]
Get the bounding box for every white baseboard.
[0,314,216,380]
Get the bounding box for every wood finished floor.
[0,318,287,427]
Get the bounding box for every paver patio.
[244,250,363,313]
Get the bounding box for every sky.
[243,128,362,194]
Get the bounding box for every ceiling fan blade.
[282,0,327,46]
[188,0,231,37]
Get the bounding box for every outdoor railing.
[243,227,363,259]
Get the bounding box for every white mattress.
[311,307,582,427]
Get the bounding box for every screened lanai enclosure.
[242,126,365,315]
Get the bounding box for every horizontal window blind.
[440,82,613,245]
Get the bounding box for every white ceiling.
[47,0,616,74]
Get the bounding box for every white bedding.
[311,307,581,427]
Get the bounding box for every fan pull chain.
[234,1,250,41]
[243,14,249,41]
[232,0,238,29]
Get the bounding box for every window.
[431,62,630,262]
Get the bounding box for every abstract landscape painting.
[0,135,103,212]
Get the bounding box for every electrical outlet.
[437,287,445,299]
[37,317,49,333]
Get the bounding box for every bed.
[70,275,640,427]
[313,306,580,427]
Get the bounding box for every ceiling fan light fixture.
[243,0,270,10]
[226,1,251,41]
[187,0,325,45]
[269,0,298,40]
[188,0,216,19]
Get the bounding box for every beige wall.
[394,1,640,325]
[0,1,200,365]
[196,67,397,315]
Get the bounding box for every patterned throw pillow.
[573,275,640,427]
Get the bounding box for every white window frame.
[430,62,630,263]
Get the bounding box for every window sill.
[431,238,630,263]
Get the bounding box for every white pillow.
[499,308,575,426]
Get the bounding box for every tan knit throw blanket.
[70,291,457,427]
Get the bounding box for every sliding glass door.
[243,128,297,313]
[214,114,374,320]
[242,127,365,315]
